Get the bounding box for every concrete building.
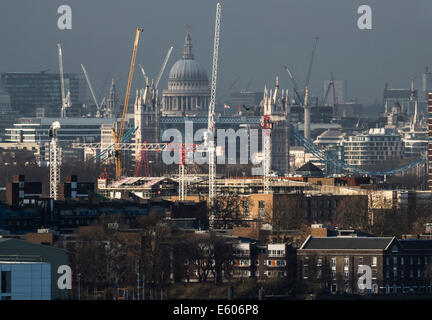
[343,128,404,167]
[402,130,428,158]
[0,90,18,141]
[422,67,432,102]
[5,117,115,164]
[162,28,210,117]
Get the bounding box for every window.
[344,257,349,267]
[410,257,413,265]
[425,256,428,265]
[331,270,336,280]
[372,257,377,267]
[258,200,265,217]
[393,267,398,280]
[386,257,390,265]
[401,257,404,265]
[386,269,390,279]
[418,270,421,278]
[331,257,336,267]
[393,256,398,265]
[1,271,11,294]
[372,269,377,279]
[344,270,349,280]
[401,270,404,278]
[418,257,422,265]
[243,201,249,217]
[410,269,414,278]
[317,257,322,267]
[303,267,309,279]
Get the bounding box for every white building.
[343,128,403,167]
[0,261,51,300]
[5,117,117,164]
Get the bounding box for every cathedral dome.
[168,59,208,82]
[167,28,208,83]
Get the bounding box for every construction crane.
[81,64,102,116]
[303,86,311,139]
[57,44,71,118]
[49,121,62,200]
[205,2,221,227]
[138,64,148,84]
[304,37,319,88]
[155,46,173,90]
[112,27,143,180]
[323,80,333,106]
[331,72,338,118]
[284,66,303,105]
[74,139,197,200]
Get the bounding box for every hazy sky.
[1,0,432,104]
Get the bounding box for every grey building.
[0,238,70,299]
[0,72,86,117]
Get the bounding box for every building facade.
[1,72,86,117]
[343,128,404,167]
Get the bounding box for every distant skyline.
[1,0,432,105]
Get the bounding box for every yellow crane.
[112,27,143,179]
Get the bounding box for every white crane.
[57,44,71,118]
[80,64,102,117]
[49,121,62,200]
[138,64,148,84]
[155,46,173,90]
[206,2,222,227]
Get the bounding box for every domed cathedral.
[162,28,210,117]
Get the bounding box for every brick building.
[297,233,432,294]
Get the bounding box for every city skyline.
[1,0,432,105]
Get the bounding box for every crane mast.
[207,2,221,228]
[57,44,70,118]
[81,64,101,116]
[331,72,338,118]
[113,27,143,179]
[155,46,173,89]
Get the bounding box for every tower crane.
[81,64,103,117]
[112,27,143,180]
[138,64,148,84]
[57,44,71,118]
[331,72,338,118]
[155,46,173,90]
[205,2,221,228]
[304,37,319,89]
[284,66,303,105]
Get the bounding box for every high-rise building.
[428,93,432,189]
[422,67,432,101]
[0,72,86,117]
[323,79,347,106]
[0,89,18,141]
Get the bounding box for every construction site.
[1,2,430,231]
